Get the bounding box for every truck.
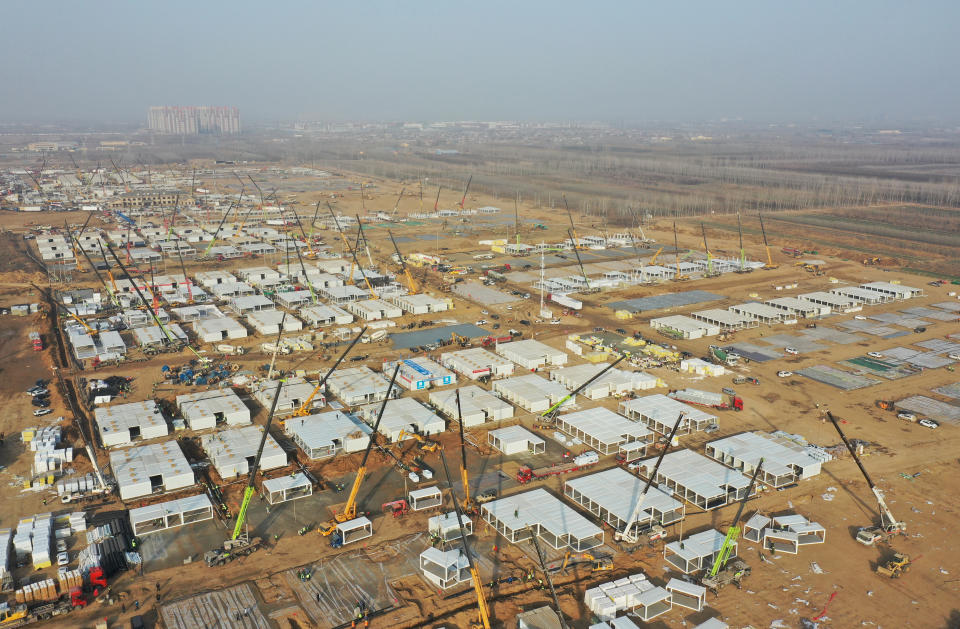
[204,535,263,567]
[0,599,76,628]
[480,335,513,348]
[216,344,245,355]
[781,247,802,257]
[29,331,42,351]
[709,345,739,366]
[668,388,743,411]
[733,375,760,386]
[516,451,599,484]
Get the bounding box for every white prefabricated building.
[429,385,514,427]
[564,467,684,535]
[496,339,568,369]
[487,425,545,456]
[284,411,372,459]
[193,317,248,343]
[492,374,573,413]
[110,441,194,501]
[481,488,603,551]
[325,366,393,406]
[555,407,652,456]
[440,347,516,380]
[551,363,659,399]
[128,494,214,536]
[200,426,286,479]
[356,397,445,441]
[95,401,169,448]
[263,473,313,505]
[176,388,251,430]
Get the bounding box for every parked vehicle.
[867,352,884,359]
[33,409,52,416]
[897,412,917,422]
[784,347,799,355]
[919,418,939,429]
[777,371,793,378]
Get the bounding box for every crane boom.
[529,533,570,629]
[826,412,903,533]
[562,195,583,249]
[437,449,491,629]
[388,229,417,294]
[392,187,405,215]
[701,223,715,276]
[292,327,368,417]
[203,186,243,256]
[617,413,684,542]
[737,212,747,270]
[459,175,472,209]
[232,329,287,540]
[540,356,626,420]
[708,458,764,578]
[356,214,375,269]
[567,228,591,290]
[454,389,472,510]
[758,211,777,269]
[338,364,401,523]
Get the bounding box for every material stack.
[0,528,11,591]
[55,474,100,499]
[13,578,58,604]
[584,572,672,622]
[57,569,83,591]
[30,426,72,479]
[30,514,53,570]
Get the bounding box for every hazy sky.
[3,1,958,125]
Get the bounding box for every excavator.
[394,429,441,452]
[700,459,764,592]
[758,212,778,270]
[317,364,401,543]
[559,551,613,574]
[826,412,906,545]
[289,328,367,418]
[436,449,491,629]
[614,414,684,546]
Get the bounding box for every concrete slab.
[800,327,865,344]
[897,395,960,425]
[933,382,960,401]
[797,365,882,390]
[759,334,827,353]
[607,290,723,314]
[389,323,491,349]
[723,343,781,362]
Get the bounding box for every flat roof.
[861,281,920,295]
[251,376,318,409]
[494,374,572,403]
[665,528,729,562]
[429,385,513,416]
[650,314,712,332]
[357,397,444,435]
[326,366,390,399]
[176,389,249,422]
[566,467,681,524]
[765,297,820,312]
[109,441,192,488]
[95,400,167,436]
[230,294,274,309]
[498,338,567,361]
[730,302,784,319]
[707,431,822,477]
[638,449,751,500]
[482,487,603,541]
[262,473,311,493]
[552,363,657,391]
[557,407,651,445]
[488,425,544,446]
[692,309,755,326]
[830,286,885,302]
[129,494,211,525]
[441,347,514,371]
[284,411,372,450]
[620,394,716,425]
[200,426,285,474]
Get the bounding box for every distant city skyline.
[1,2,958,125]
[147,106,240,135]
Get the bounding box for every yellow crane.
[388,229,418,294]
[649,246,664,266]
[34,284,98,336]
[758,212,779,270]
[437,449,491,629]
[318,364,401,536]
[290,329,368,418]
[454,389,475,512]
[327,203,356,285]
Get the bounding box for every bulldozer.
[876,552,911,578]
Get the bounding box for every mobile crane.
[701,223,719,278]
[34,284,98,336]
[388,229,418,294]
[672,222,690,281]
[437,449,491,629]
[539,355,626,421]
[458,175,473,210]
[700,459,764,592]
[290,328,367,417]
[826,412,906,545]
[734,213,752,273]
[614,413,684,545]
[758,212,778,270]
[562,195,586,250]
[567,228,592,290]
[454,389,476,513]
[318,364,401,540]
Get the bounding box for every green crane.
[701,458,764,591]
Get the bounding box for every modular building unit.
[262,473,313,505]
[322,285,369,304]
[200,426,286,479]
[95,400,169,448]
[492,374,573,413]
[798,291,857,313]
[728,302,786,324]
[860,281,922,300]
[110,441,194,501]
[830,286,888,305]
[335,517,372,545]
[284,411,372,459]
[357,397,445,441]
[133,324,189,347]
[428,512,473,542]
[765,297,822,318]
[496,339,568,369]
[487,425,545,456]
[619,394,718,435]
[298,304,354,327]
[228,294,275,315]
[636,449,754,511]
[383,356,456,391]
[551,363,658,399]
[481,488,604,551]
[555,407,652,456]
[420,547,471,589]
[441,347,516,380]
[325,366,393,406]
[664,529,732,574]
[172,304,225,322]
[251,377,323,414]
[666,578,707,612]
[705,431,824,487]
[128,494,213,536]
[246,309,303,335]
[275,290,313,309]
[649,315,719,339]
[195,271,238,288]
[177,388,251,430]
[429,385,514,427]
[564,467,684,533]
[392,293,452,314]
[409,486,443,511]
[346,298,403,321]
[193,317,248,343]
[691,309,758,331]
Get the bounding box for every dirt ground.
[2,167,960,628]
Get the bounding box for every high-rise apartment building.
[147,106,241,135]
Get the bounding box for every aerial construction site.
[0,153,958,629]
